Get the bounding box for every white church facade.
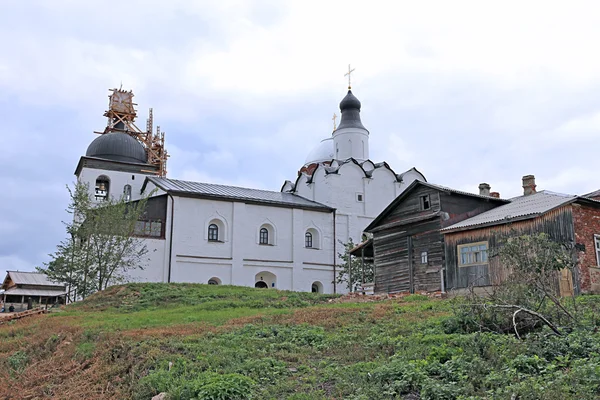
[74,88,425,294]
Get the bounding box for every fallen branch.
[466,303,562,336]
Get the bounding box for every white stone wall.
[332,127,370,161]
[162,196,336,293]
[77,167,152,202]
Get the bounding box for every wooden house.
[442,175,600,296]
[364,181,507,294]
[1,271,66,312]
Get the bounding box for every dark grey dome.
[86,132,147,164]
[339,90,361,111]
[336,90,368,132]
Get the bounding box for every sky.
[1,0,600,281]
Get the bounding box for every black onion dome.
[336,90,368,132]
[339,90,362,111]
[86,132,147,164]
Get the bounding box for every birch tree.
[40,182,151,298]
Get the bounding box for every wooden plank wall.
[444,206,575,291]
[372,184,444,294]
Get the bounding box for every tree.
[455,232,578,337]
[335,238,374,292]
[39,182,151,299]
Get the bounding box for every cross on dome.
[344,64,355,89]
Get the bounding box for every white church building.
[74,88,425,294]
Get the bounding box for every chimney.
[490,192,500,198]
[522,175,536,196]
[478,183,491,196]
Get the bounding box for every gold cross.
[332,113,338,130]
[344,64,355,89]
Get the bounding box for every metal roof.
[420,182,510,202]
[3,271,65,289]
[145,177,334,212]
[584,189,600,198]
[441,191,577,232]
[4,287,66,297]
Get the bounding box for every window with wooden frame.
[458,241,489,267]
[594,235,600,266]
[134,220,163,238]
[421,251,428,264]
[420,194,431,210]
[208,224,219,241]
[259,227,269,245]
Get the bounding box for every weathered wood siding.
[372,187,506,294]
[444,205,576,291]
[373,186,443,293]
[439,193,501,229]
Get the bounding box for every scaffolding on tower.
[94,88,169,177]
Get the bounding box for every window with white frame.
[458,241,489,267]
[595,235,600,266]
[421,251,428,264]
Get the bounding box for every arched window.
[95,176,110,201]
[259,228,269,244]
[305,232,313,248]
[208,224,219,241]
[208,277,221,285]
[123,185,132,201]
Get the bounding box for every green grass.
[3,283,600,400]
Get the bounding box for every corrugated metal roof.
[4,287,66,297]
[146,177,334,211]
[4,271,65,288]
[441,191,576,232]
[584,189,600,198]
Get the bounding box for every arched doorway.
[255,271,276,289]
[311,281,323,293]
[255,281,268,289]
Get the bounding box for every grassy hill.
[1,283,600,399]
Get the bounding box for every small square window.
[356,193,364,202]
[420,195,431,210]
[421,251,428,264]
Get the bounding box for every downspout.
[333,210,337,294]
[167,194,175,283]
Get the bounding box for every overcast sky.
[1,0,600,281]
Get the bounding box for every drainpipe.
[167,194,175,283]
[440,268,446,294]
[333,210,337,294]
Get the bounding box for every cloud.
[2,0,600,274]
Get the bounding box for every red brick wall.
[572,204,600,293]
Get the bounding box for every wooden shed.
[1,271,66,312]
[364,181,507,294]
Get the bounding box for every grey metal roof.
[4,287,67,297]
[86,132,148,164]
[146,177,334,211]
[441,191,577,232]
[584,189,600,198]
[3,271,65,289]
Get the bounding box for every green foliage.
[6,350,29,374]
[6,284,600,399]
[336,238,374,291]
[39,182,153,300]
